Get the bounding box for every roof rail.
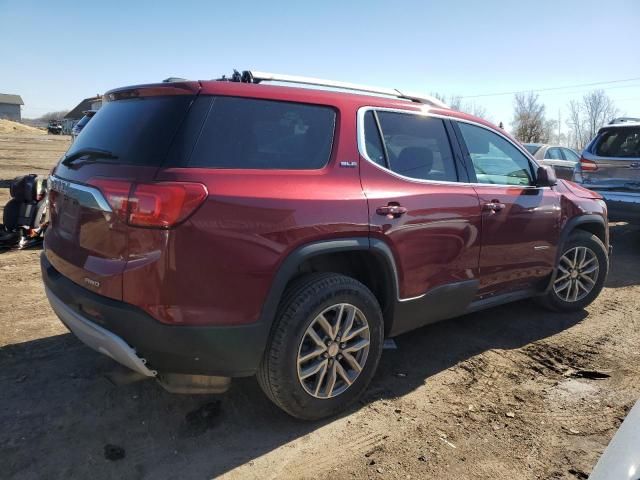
[219,70,449,109]
[608,116,640,125]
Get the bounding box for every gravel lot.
[1,133,639,479]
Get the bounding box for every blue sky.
[1,0,639,134]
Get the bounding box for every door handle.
[376,204,408,218]
[483,201,506,212]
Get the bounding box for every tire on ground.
[257,272,384,420]
[538,230,608,312]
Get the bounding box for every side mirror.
[536,165,557,187]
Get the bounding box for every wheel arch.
[257,237,400,339]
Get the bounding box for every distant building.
[63,95,102,133]
[0,93,24,122]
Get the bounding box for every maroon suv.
[42,71,609,419]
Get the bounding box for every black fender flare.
[256,236,400,339]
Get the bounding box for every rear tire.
[538,230,608,312]
[257,273,384,420]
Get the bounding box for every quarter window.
[189,97,336,169]
[457,122,534,186]
[562,148,580,161]
[363,111,458,182]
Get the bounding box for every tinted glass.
[363,111,386,167]
[563,148,580,161]
[75,115,91,129]
[66,96,193,166]
[545,147,563,160]
[595,128,640,158]
[189,97,336,169]
[375,112,457,182]
[524,144,541,155]
[458,122,533,185]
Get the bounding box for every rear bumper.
[597,190,640,222]
[41,253,269,377]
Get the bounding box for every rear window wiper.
[62,148,119,166]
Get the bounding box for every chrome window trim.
[48,175,113,212]
[356,106,546,190]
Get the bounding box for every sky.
[1,0,639,137]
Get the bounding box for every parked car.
[572,118,640,222]
[523,143,580,180]
[42,71,610,420]
[71,110,97,142]
[589,400,640,479]
[47,120,62,135]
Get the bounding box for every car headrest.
[393,147,434,178]
[9,174,39,202]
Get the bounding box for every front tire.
[539,230,608,312]
[257,273,384,420]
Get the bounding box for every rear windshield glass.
[523,144,541,155]
[189,97,336,169]
[75,115,91,129]
[595,127,640,158]
[66,96,193,166]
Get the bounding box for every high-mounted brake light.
[580,157,598,172]
[88,178,207,228]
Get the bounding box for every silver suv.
[573,118,640,222]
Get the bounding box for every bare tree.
[565,90,618,150]
[512,92,548,143]
[37,110,69,121]
[431,93,489,120]
[583,90,618,139]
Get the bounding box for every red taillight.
[88,178,207,228]
[580,157,598,172]
[128,183,208,227]
[88,178,132,222]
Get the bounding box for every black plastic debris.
[104,444,126,461]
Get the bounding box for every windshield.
[66,95,194,166]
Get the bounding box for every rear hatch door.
[46,82,200,300]
[582,125,640,192]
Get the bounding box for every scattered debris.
[104,444,126,461]
[394,372,407,377]
[505,412,515,418]
[383,339,398,350]
[570,370,611,380]
[14,375,27,383]
[181,401,222,437]
[568,468,589,479]
[439,437,457,449]
[365,445,383,458]
[418,455,428,462]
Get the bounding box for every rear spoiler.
[104,82,201,102]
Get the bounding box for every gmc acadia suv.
[42,71,610,420]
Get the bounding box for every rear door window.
[66,96,194,166]
[189,97,336,169]
[364,111,458,182]
[595,128,640,158]
[545,147,563,160]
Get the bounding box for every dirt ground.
[1,133,639,480]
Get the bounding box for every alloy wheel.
[553,246,599,302]
[296,303,370,399]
